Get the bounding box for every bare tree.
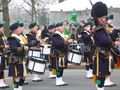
[1,0,12,36]
[22,0,57,24]
[22,0,41,22]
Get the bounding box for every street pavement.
[3,69,120,90]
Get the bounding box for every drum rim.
[69,50,83,54]
[29,49,41,51]
[40,45,52,48]
[30,57,46,63]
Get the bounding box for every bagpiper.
[0,22,10,88]
[91,2,114,90]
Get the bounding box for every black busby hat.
[48,25,55,30]
[106,14,114,20]
[10,23,20,31]
[55,23,63,28]
[91,2,108,18]
[29,22,37,29]
[0,21,6,28]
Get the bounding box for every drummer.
[0,22,10,88]
[45,24,56,79]
[52,22,74,86]
[8,22,29,90]
[26,22,44,82]
[16,19,29,85]
[81,22,94,79]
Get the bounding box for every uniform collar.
[55,31,64,38]
[11,34,24,44]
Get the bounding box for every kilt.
[56,56,68,70]
[8,62,27,77]
[48,56,56,69]
[0,56,6,71]
[84,51,93,63]
[93,50,110,76]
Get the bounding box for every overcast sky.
[49,0,120,11]
[9,0,120,11]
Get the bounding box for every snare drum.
[28,47,41,58]
[40,44,52,55]
[69,43,84,54]
[27,57,46,74]
[68,50,82,65]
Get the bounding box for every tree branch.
[23,0,32,6]
[8,0,12,3]
[21,5,32,16]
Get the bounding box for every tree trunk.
[31,0,36,22]
[2,0,10,36]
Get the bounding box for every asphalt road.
[3,69,120,90]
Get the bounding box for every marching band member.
[26,22,43,82]
[16,20,29,85]
[44,24,56,79]
[81,22,94,79]
[8,23,28,90]
[104,14,116,87]
[0,22,10,88]
[52,23,74,86]
[40,25,55,78]
[91,2,114,90]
